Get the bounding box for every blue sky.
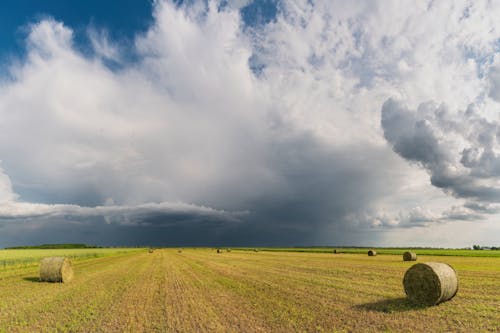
[0,1,499,247]
[0,0,277,69]
[0,1,153,63]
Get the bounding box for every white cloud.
[1,0,500,246]
[0,166,17,203]
[0,200,245,225]
[88,28,121,61]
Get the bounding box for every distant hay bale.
[253,248,259,252]
[368,250,377,256]
[217,248,222,253]
[39,257,73,283]
[403,251,417,261]
[178,249,182,253]
[148,248,154,253]
[403,262,458,305]
[226,248,231,252]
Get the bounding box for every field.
[0,248,141,269]
[238,247,500,257]
[0,248,498,332]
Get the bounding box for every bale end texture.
[403,262,458,305]
[368,250,377,256]
[403,251,417,261]
[39,257,73,283]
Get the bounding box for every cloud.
[1,0,500,246]
[381,98,500,204]
[88,28,121,62]
[0,200,244,226]
[0,166,17,203]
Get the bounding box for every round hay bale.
[253,248,259,252]
[368,250,377,256]
[39,257,73,283]
[217,248,222,253]
[148,248,154,253]
[226,248,231,252]
[403,262,458,305]
[403,251,417,261]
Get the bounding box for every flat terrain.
[243,247,500,257]
[0,249,498,332]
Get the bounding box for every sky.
[0,0,499,248]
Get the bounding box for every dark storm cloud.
[0,132,400,246]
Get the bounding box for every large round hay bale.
[368,250,377,256]
[217,248,222,253]
[226,248,231,252]
[403,251,417,261]
[403,262,458,305]
[39,257,73,283]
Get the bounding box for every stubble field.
[0,248,498,332]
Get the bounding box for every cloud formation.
[1,1,500,246]
[382,98,500,216]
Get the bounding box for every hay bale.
[39,257,73,283]
[226,248,231,252]
[368,250,377,256]
[403,251,417,261]
[253,248,259,252]
[178,249,182,253]
[403,262,458,305]
[217,248,222,253]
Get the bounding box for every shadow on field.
[23,276,40,282]
[355,297,428,313]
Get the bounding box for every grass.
[234,247,500,257]
[0,248,142,269]
[0,248,498,332]
[5,243,102,249]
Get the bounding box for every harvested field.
[0,249,498,332]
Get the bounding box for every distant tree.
[472,244,482,250]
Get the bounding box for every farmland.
[236,247,500,257]
[0,249,498,332]
[0,248,142,269]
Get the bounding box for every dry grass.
[0,249,498,332]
